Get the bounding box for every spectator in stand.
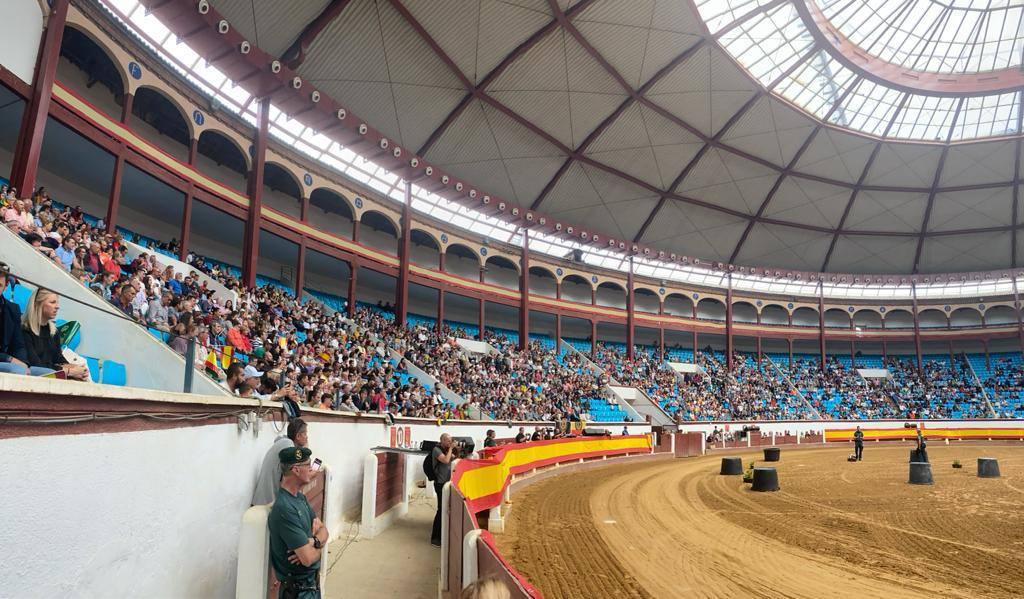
[21,288,88,380]
[483,429,496,448]
[222,362,245,394]
[514,427,527,443]
[0,264,52,376]
[146,292,172,332]
[54,237,76,271]
[253,417,309,505]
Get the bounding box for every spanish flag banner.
[219,345,233,369]
[204,351,219,377]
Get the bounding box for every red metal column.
[725,274,734,370]
[1013,276,1024,360]
[347,260,358,317]
[591,287,596,305]
[691,304,698,359]
[948,340,954,365]
[478,266,486,340]
[590,319,597,359]
[555,313,562,354]
[352,219,360,243]
[395,180,412,325]
[10,0,69,196]
[294,238,306,298]
[817,282,826,374]
[437,252,445,333]
[626,257,635,360]
[104,94,134,233]
[659,327,665,361]
[300,196,309,222]
[178,136,196,262]
[983,339,990,369]
[518,228,530,351]
[242,98,270,288]
[787,338,793,368]
[911,282,923,371]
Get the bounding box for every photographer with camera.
[430,433,460,547]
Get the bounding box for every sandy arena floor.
[495,444,1024,598]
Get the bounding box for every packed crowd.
[982,356,1024,417]
[0,184,1010,423]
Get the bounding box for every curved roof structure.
[144,0,1024,276]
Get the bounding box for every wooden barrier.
[673,432,704,458]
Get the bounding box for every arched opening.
[792,307,818,327]
[410,229,440,268]
[483,255,519,290]
[131,87,191,162]
[195,129,248,191]
[262,162,302,219]
[984,305,1017,326]
[58,26,125,120]
[824,308,851,328]
[528,266,557,298]
[732,301,757,323]
[760,304,788,325]
[696,298,725,321]
[950,307,982,328]
[853,309,882,329]
[595,281,626,309]
[884,309,914,329]
[308,187,354,239]
[663,293,694,317]
[560,274,592,304]
[359,210,399,254]
[919,309,949,329]
[634,287,660,314]
[443,243,480,280]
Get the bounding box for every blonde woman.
[22,288,88,380]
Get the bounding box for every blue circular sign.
[248,144,255,157]
[555,268,563,276]
[192,110,205,126]
[440,233,448,244]
[480,247,488,256]
[591,275,598,283]
[978,304,986,311]
[303,173,313,186]
[127,61,142,80]
[756,300,762,306]
[879,306,886,313]
[944,305,951,312]
[658,287,665,295]
[847,306,854,312]
[354,197,363,209]
[787,302,794,309]
[693,293,700,300]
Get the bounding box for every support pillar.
[300,196,309,223]
[817,282,826,374]
[591,287,596,305]
[659,326,665,361]
[983,339,990,369]
[725,274,734,370]
[294,238,306,298]
[395,180,412,325]
[626,257,635,360]
[478,267,486,341]
[555,313,562,355]
[948,340,954,366]
[242,98,270,288]
[692,304,698,359]
[437,253,445,333]
[352,219,360,243]
[590,319,597,359]
[911,282,923,371]
[1013,277,1024,360]
[518,228,530,351]
[756,337,762,363]
[10,0,70,196]
[347,261,357,317]
[179,185,193,263]
[787,338,793,367]
[105,155,124,233]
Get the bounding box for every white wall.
[2,0,44,85]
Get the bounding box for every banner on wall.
[389,426,413,448]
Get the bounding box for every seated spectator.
[146,292,172,332]
[0,264,53,377]
[21,288,88,381]
[54,237,76,271]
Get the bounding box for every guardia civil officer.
[268,446,328,598]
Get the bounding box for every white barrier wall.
[0,0,43,84]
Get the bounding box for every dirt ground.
[495,444,1024,599]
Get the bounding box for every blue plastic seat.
[100,360,127,386]
[84,357,101,383]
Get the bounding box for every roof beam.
[820,90,910,271]
[1012,104,1024,267]
[911,97,965,274]
[280,0,355,70]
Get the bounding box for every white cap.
[242,365,264,379]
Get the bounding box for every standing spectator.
[483,429,496,448]
[253,417,309,505]
[430,433,457,546]
[21,288,88,380]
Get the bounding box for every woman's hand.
[65,363,90,381]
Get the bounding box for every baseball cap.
[242,365,264,379]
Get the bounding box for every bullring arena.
[497,443,1024,599]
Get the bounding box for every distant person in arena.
[269,446,327,598]
[853,426,864,461]
[431,433,457,546]
[253,418,309,505]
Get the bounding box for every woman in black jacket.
[22,288,88,380]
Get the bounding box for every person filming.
[430,433,461,546]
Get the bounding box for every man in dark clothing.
[430,433,456,547]
[853,426,864,461]
[483,430,496,448]
[268,446,327,598]
[514,427,527,443]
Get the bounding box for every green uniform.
[268,487,320,598]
